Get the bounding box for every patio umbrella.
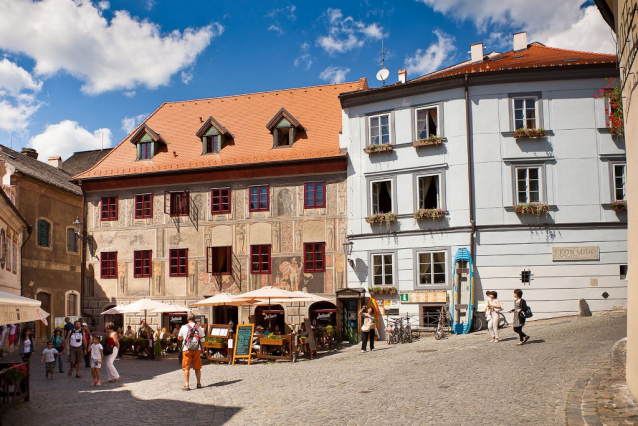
[150,304,190,314]
[234,287,312,328]
[192,293,258,325]
[100,304,141,315]
[0,291,50,326]
[118,299,173,322]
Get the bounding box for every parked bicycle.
[387,314,418,344]
[434,306,449,340]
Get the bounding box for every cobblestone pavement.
[2,310,632,425]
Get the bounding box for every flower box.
[369,286,397,295]
[414,208,448,220]
[612,200,627,211]
[413,136,443,147]
[365,212,397,228]
[203,342,226,349]
[514,203,550,216]
[260,338,285,346]
[514,128,547,139]
[365,143,393,154]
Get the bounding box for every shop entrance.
[335,288,365,344]
[254,305,285,333]
[309,301,337,328]
[163,314,187,335]
[213,306,238,331]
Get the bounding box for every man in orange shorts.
[177,313,205,390]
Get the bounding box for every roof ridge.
[528,42,616,57]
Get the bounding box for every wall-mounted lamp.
[72,216,91,243]
[342,240,356,270]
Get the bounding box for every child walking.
[41,340,58,380]
[89,335,103,386]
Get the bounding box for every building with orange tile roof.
[77,80,365,334]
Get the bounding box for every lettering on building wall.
[551,246,600,261]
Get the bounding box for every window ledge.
[501,130,554,138]
[602,203,628,212]
[504,205,558,212]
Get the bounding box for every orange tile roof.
[414,42,616,81]
[75,80,367,180]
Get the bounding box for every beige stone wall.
[83,172,347,330]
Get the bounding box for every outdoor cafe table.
[256,334,295,361]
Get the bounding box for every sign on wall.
[552,246,600,261]
[399,291,447,304]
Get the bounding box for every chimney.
[470,43,484,63]
[513,31,528,51]
[398,69,406,84]
[48,156,62,168]
[21,148,38,160]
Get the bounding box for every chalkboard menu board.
[232,324,254,365]
[304,318,317,357]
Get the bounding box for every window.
[249,186,269,212]
[371,180,392,213]
[37,220,51,248]
[100,252,117,278]
[369,114,390,145]
[0,229,5,268]
[11,238,17,273]
[415,106,439,139]
[276,127,293,146]
[304,243,325,272]
[5,237,11,271]
[169,192,189,217]
[613,163,627,201]
[139,142,152,160]
[207,246,231,274]
[513,97,538,129]
[203,134,222,154]
[417,175,440,209]
[211,188,231,214]
[417,251,446,285]
[304,182,325,208]
[134,250,152,278]
[251,245,271,274]
[372,253,393,286]
[169,249,188,277]
[135,194,153,219]
[66,228,78,253]
[620,264,628,280]
[516,167,541,204]
[101,197,118,221]
[66,292,78,317]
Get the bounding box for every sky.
[0,0,617,162]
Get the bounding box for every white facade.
[342,70,627,327]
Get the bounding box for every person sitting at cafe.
[273,325,282,336]
[124,326,135,337]
[253,325,264,351]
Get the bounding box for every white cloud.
[0,0,223,95]
[294,42,312,70]
[145,0,156,11]
[417,0,615,54]
[268,25,284,36]
[181,69,193,84]
[97,1,109,11]
[0,99,40,133]
[0,58,42,95]
[28,120,113,161]
[317,8,386,55]
[319,66,350,83]
[0,58,41,132]
[266,4,297,21]
[121,113,148,134]
[123,91,136,98]
[405,30,456,76]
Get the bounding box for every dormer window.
[266,108,305,148]
[130,124,165,161]
[196,116,232,155]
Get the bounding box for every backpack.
[185,324,201,351]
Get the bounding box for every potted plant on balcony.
[514,128,547,139]
[514,203,550,217]
[598,77,624,137]
[612,200,627,211]
[369,286,398,295]
[365,143,393,154]
[365,212,397,229]
[413,135,443,147]
[414,208,448,220]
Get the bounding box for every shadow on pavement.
[209,379,242,387]
[525,339,545,344]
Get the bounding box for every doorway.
[35,292,50,342]
[212,306,238,331]
[254,305,285,333]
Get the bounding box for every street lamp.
[342,240,355,270]
[72,216,91,242]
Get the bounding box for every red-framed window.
[101,197,118,221]
[169,249,188,277]
[139,142,152,160]
[249,186,269,212]
[135,194,153,219]
[211,188,231,214]
[134,250,152,278]
[304,182,326,208]
[207,246,232,275]
[169,192,189,216]
[250,245,271,274]
[304,243,325,272]
[100,252,117,278]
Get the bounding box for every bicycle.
[387,314,418,344]
[434,306,449,340]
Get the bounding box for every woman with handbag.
[511,289,530,345]
[359,306,376,353]
[103,322,120,383]
[486,291,502,343]
[51,328,65,373]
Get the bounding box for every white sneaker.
[361,350,365,353]
[371,349,376,351]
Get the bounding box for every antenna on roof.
[376,40,390,86]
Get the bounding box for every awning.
[312,309,337,313]
[261,310,284,314]
[0,291,50,326]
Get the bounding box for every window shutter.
[290,127,296,146]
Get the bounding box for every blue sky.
[0,0,615,161]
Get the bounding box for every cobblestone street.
[3,310,635,425]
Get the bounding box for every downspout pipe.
[79,182,86,319]
[464,73,476,261]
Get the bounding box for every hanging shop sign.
[399,291,447,304]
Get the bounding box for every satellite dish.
[376,68,390,82]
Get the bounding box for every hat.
[81,323,88,326]
[256,325,264,330]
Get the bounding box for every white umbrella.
[100,304,140,315]
[118,299,174,322]
[0,291,50,326]
[192,293,259,324]
[234,286,312,328]
[151,304,190,313]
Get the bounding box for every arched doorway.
[35,292,50,342]
[254,304,285,333]
[309,301,337,328]
[103,305,123,333]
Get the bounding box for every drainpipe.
[79,182,86,319]
[464,74,476,261]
